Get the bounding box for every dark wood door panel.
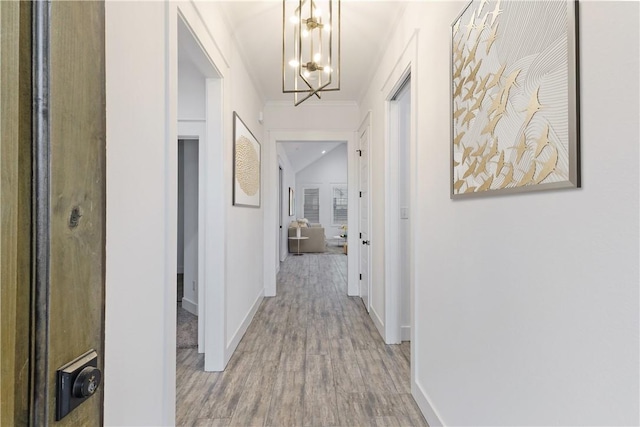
[1,2,32,426]
[32,1,106,425]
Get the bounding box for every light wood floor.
[176,253,428,427]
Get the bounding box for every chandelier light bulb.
[314,8,322,16]
[324,66,332,74]
[313,52,321,62]
[289,59,299,68]
[303,70,310,78]
[302,29,309,38]
[289,15,299,24]
[324,24,331,33]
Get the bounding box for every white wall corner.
[370,306,385,341]
[401,326,411,342]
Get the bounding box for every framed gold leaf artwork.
[233,112,261,207]
[451,0,580,198]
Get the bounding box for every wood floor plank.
[191,418,231,427]
[228,359,278,427]
[305,354,335,396]
[335,391,376,427]
[377,346,411,394]
[265,369,304,427]
[196,351,256,419]
[355,349,399,394]
[330,337,366,393]
[303,389,340,427]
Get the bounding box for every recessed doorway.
[177,139,199,350]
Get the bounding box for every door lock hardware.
[56,349,101,420]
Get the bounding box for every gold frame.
[450,0,580,198]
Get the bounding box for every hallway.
[176,253,428,426]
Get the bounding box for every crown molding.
[264,100,359,108]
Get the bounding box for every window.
[332,185,348,225]
[303,188,320,223]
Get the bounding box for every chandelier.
[283,0,340,106]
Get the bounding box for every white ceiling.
[217,0,407,104]
[280,141,345,172]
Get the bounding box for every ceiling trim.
[265,100,358,108]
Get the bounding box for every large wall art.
[233,112,261,207]
[451,0,580,198]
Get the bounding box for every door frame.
[176,10,226,372]
[265,130,359,297]
[383,32,418,345]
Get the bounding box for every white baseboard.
[412,379,445,427]
[370,306,385,340]
[401,325,411,341]
[181,297,197,316]
[225,290,264,364]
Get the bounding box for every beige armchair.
[288,224,326,253]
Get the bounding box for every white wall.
[178,58,206,120]
[295,144,348,238]
[105,2,175,425]
[265,102,359,131]
[360,1,639,426]
[105,1,265,424]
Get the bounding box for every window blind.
[303,188,320,223]
[332,186,348,224]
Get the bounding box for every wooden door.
[2,1,106,425]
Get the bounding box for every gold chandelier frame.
[282,0,341,106]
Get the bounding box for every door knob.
[362,240,370,245]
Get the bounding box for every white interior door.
[359,126,371,312]
[278,166,283,262]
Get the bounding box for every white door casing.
[383,32,418,346]
[266,130,359,297]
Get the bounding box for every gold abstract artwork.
[451,0,579,197]
[235,135,260,196]
[233,112,261,207]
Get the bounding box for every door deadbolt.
[73,366,101,398]
[56,350,101,421]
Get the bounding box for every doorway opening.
[266,132,358,298]
[177,139,199,350]
[278,141,350,259]
[392,76,412,342]
[385,69,414,345]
